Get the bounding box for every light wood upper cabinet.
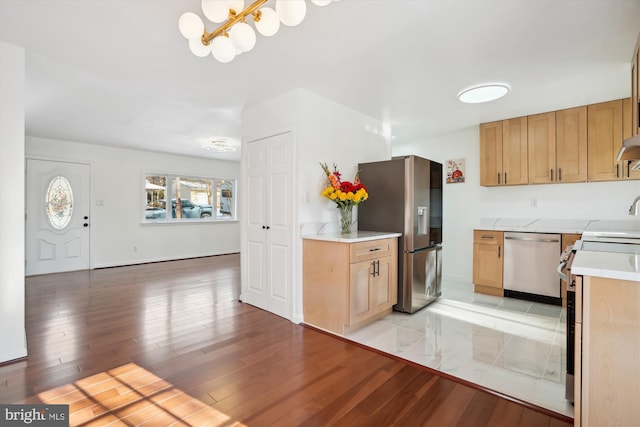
[587,99,631,182]
[623,97,640,179]
[587,99,622,181]
[528,108,587,184]
[480,118,528,186]
[528,112,556,184]
[556,106,588,182]
[632,34,639,137]
[479,121,503,186]
[502,117,528,185]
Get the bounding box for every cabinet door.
[473,243,503,288]
[622,98,640,179]
[580,276,640,426]
[556,106,587,183]
[372,256,395,313]
[349,260,374,325]
[528,112,556,184]
[587,99,623,181]
[480,121,503,186]
[349,256,396,325]
[502,117,528,185]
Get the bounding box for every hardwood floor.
[0,255,573,426]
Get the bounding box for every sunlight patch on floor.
[32,363,239,426]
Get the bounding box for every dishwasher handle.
[505,236,559,243]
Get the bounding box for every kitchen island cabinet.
[472,230,504,296]
[302,232,399,335]
[573,274,640,426]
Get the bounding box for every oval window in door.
[46,175,74,230]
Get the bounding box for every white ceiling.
[1,0,639,162]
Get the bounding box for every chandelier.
[179,0,336,64]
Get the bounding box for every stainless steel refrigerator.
[358,155,443,313]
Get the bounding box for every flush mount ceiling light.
[179,0,336,64]
[457,84,510,104]
[202,140,236,152]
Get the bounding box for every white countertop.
[478,218,640,235]
[571,250,640,282]
[302,230,401,243]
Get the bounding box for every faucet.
[630,194,640,216]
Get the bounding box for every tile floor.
[345,278,575,418]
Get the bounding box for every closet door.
[244,132,294,319]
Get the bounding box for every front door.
[26,159,91,275]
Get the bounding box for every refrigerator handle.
[417,206,428,235]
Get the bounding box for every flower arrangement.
[320,162,368,234]
[320,162,368,207]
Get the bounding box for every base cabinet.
[472,230,504,296]
[303,237,398,335]
[574,275,640,426]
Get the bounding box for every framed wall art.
[446,158,465,183]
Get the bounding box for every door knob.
[84,216,88,220]
[83,223,89,227]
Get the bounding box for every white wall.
[242,89,391,323]
[393,126,640,283]
[296,90,394,233]
[27,137,241,268]
[0,42,27,363]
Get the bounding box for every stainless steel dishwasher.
[503,232,562,305]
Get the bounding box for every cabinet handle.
[558,168,562,181]
[627,161,631,178]
[369,247,381,252]
[481,235,495,240]
[371,260,380,277]
[504,172,507,184]
[497,172,501,184]
[616,164,619,178]
[498,246,501,258]
[550,169,553,182]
